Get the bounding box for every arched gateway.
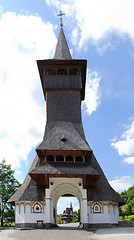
[48,178,87,225]
[8,18,124,228]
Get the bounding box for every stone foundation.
[118,221,134,227]
[45,223,55,229]
[87,221,134,229]
[15,223,55,229]
[88,223,118,229]
[83,223,89,229]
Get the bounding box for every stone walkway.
[1,224,134,240]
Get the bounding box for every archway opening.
[50,180,83,227]
[56,195,80,226]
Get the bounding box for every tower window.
[56,155,64,162]
[66,156,74,162]
[46,155,54,162]
[57,68,67,75]
[69,68,80,75]
[45,69,56,75]
[75,156,83,162]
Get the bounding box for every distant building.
[61,202,74,223]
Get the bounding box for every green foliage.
[71,210,80,223]
[77,209,80,222]
[120,215,134,221]
[0,222,15,228]
[4,206,15,219]
[119,185,134,218]
[57,214,62,224]
[71,214,76,223]
[0,159,21,226]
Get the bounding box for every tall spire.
[54,28,72,59]
[54,10,72,60]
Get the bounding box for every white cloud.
[71,27,79,46]
[83,70,101,115]
[46,0,134,47]
[0,12,57,168]
[111,120,134,158]
[109,176,134,192]
[15,170,21,175]
[123,157,134,164]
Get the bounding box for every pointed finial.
[57,10,65,28]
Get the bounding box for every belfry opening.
[8,14,124,229]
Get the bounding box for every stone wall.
[16,223,55,229]
[118,221,134,227]
[88,221,134,229]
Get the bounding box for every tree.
[0,159,21,226]
[119,185,134,218]
[77,209,80,222]
[57,214,62,224]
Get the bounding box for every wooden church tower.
[8,16,124,228]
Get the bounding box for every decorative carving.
[92,202,103,214]
[15,201,45,214]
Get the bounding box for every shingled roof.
[36,121,92,152]
[8,154,124,205]
[87,154,125,205]
[7,156,39,204]
[54,27,72,59]
[29,162,99,176]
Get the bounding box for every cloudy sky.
[0,0,134,213]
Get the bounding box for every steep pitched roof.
[87,154,125,205]
[7,156,39,203]
[54,27,72,59]
[36,121,92,152]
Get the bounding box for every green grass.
[0,222,15,228]
[119,215,134,221]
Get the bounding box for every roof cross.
[57,10,65,28]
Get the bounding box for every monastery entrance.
[46,177,88,226]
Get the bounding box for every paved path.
[0,228,95,240]
[1,224,134,240]
[95,227,134,240]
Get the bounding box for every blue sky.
[0,0,134,213]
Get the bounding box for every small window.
[95,206,99,211]
[75,156,83,162]
[56,155,64,162]
[45,69,56,75]
[57,68,67,75]
[32,203,43,213]
[69,68,80,75]
[61,137,67,142]
[92,203,102,214]
[46,155,54,162]
[66,156,74,162]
